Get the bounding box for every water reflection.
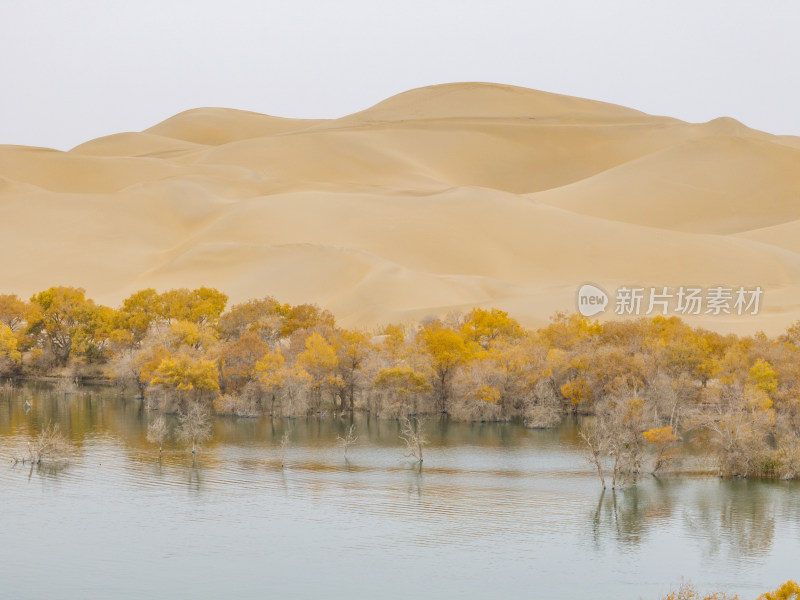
[10,459,70,481]
[1,383,799,600]
[589,480,679,548]
[682,480,783,559]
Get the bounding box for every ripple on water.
[1,387,800,600]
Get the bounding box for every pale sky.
[2,0,798,150]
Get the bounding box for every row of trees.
[3,286,800,482]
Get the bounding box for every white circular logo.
[577,284,608,317]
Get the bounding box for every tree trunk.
[438,369,448,413]
[593,452,606,488]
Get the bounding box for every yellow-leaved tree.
[460,307,522,350]
[217,330,269,394]
[336,329,372,411]
[160,287,228,325]
[418,322,475,413]
[295,332,342,411]
[0,322,22,375]
[167,320,218,352]
[758,580,800,600]
[373,366,432,416]
[29,286,110,365]
[254,347,288,414]
[0,293,32,333]
[149,350,220,409]
[112,288,164,349]
[748,358,778,396]
[277,303,335,337]
[381,324,408,362]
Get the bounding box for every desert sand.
[2,82,799,334]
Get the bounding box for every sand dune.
[146,107,323,145]
[1,82,799,333]
[530,135,800,234]
[71,131,206,159]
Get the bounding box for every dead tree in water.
[579,420,607,489]
[146,415,169,458]
[177,403,212,455]
[12,423,71,465]
[399,417,427,463]
[337,424,358,459]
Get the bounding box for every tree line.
[2,285,800,483]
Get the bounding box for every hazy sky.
[2,0,798,150]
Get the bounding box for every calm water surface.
[0,383,797,600]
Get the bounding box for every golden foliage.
[419,324,474,372]
[255,348,287,390]
[297,332,338,375]
[643,426,678,446]
[168,320,218,351]
[11,282,800,484]
[660,579,737,600]
[0,293,30,332]
[561,376,592,406]
[374,366,431,395]
[29,286,109,364]
[160,287,228,325]
[757,580,800,600]
[460,307,522,349]
[748,358,778,395]
[150,351,220,393]
[0,322,21,365]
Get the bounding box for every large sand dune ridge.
[2,82,799,333]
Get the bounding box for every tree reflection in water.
[590,480,678,549]
[588,477,792,560]
[682,480,779,559]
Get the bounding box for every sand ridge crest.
[1,82,798,334]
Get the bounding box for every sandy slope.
[2,82,799,334]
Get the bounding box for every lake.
[0,383,797,600]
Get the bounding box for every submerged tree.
[146,415,169,457]
[579,419,607,489]
[13,423,72,465]
[643,425,679,475]
[399,417,427,463]
[337,424,358,458]
[177,403,212,455]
